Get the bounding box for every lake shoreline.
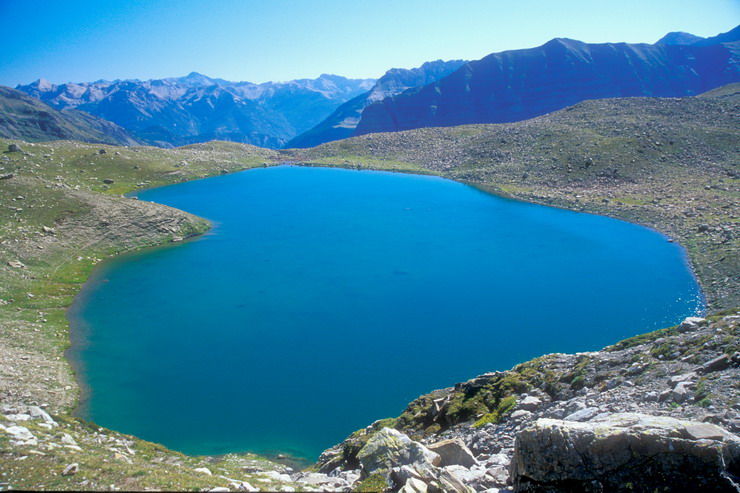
[0,90,736,489]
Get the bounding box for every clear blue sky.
[1,0,738,87]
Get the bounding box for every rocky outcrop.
[511,413,740,492]
[316,313,740,491]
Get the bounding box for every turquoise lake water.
[67,165,703,460]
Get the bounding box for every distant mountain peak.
[656,31,705,46]
[28,78,55,91]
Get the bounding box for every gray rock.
[564,407,600,422]
[700,354,732,374]
[399,477,428,493]
[28,406,57,426]
[684,423,727,440]
[8,144,22,152]
[486,464,509,485]
[511,413,740,492]
[436,468,475,492]
[4,425,35,442]
[427,438,477,468]
[672,381,693,403]
[518,396,542,411]
[509,410,532,420]
[444,464,486,483]
[678,316,706,332]
[62,463,79,476]
[357,428,440,479]
[669,372,697,386]
[563,399,586,415]
[61,433,77,446]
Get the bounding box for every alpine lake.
[67,165,704,461]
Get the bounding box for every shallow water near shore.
[68,165,703,460]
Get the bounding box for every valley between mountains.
[0,83,738,491]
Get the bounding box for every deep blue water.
[68,165,703,460]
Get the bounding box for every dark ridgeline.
[352,25,740,137]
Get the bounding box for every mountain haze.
[17,73,375,148]
[352,25,740,137]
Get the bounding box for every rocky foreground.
[309,313,740,492]
[2,313,737,491]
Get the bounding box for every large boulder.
[427,438,477,468]
[357,427,440,479]
[511,413,740,492]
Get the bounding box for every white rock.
[29,406,57,426]
[5,425,35,441]
[519,396,542,411]
[194,467,212,475]
[210,488,230,492]
[61,433,77,446]
[510,410,532,420]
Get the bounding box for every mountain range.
[6,24,740,149]
[16,73,376,148]
[284,59,467,148]
[352,25,740,137]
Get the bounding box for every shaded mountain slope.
[353,26,740,137]
[0,86,140,145]
[285,60,466,148]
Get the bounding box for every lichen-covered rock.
[511,413,740,492]
[357,427,440,479]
